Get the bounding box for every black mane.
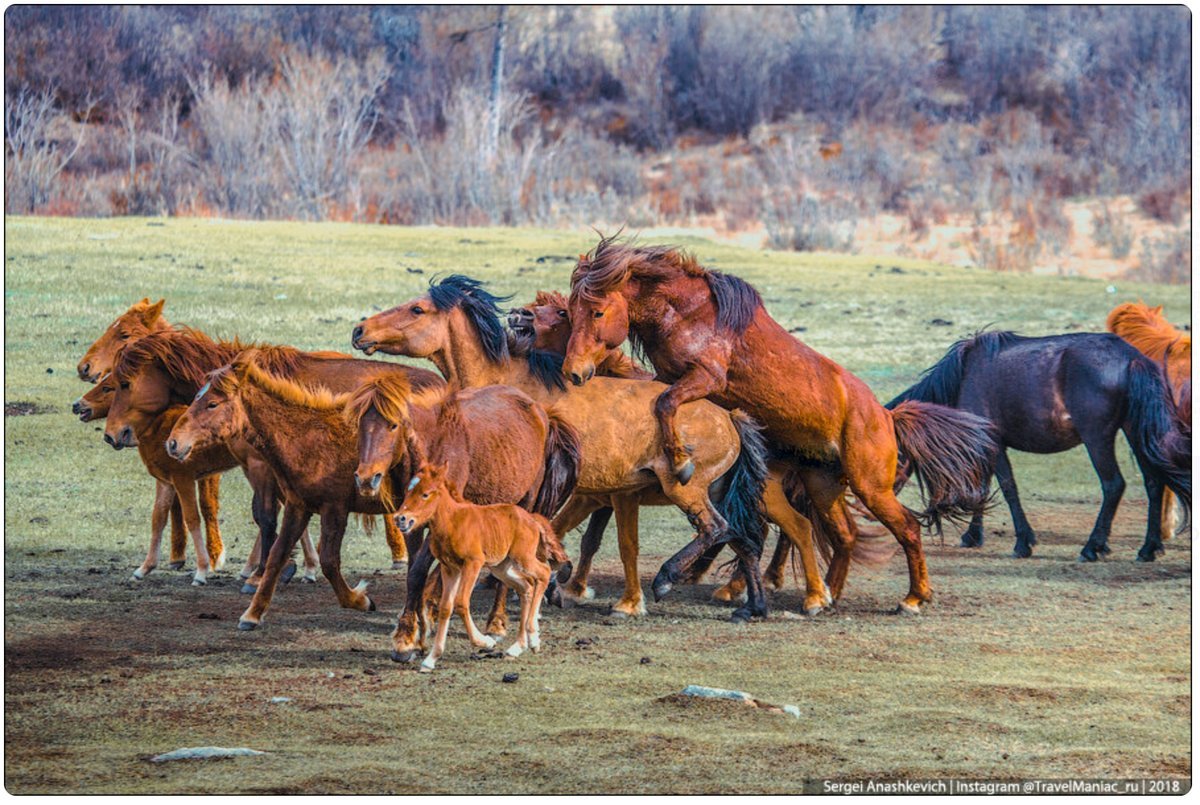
[888,330,1022,408]
[428,275,513,365]
[524,349,568,391]
[706,270,762,335]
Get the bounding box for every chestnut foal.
[395,463,570,671]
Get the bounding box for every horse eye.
[412,306,424,315]
[119,381,130,390]
[593,310,604,319]
[102,386,113,393]
[206,401,219,409]
[421,492,431,500]
[558,310,568,318]
[389,422,398,431]
[119,334,130,340]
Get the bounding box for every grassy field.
[4,216,1191,793]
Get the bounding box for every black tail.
[713,411,770,557]
[1125,358,1191,513]
[533,409,582,518]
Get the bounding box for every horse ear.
[142,299,165,324]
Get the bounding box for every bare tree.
[4,88,91,213]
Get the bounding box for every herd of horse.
[71,236,1192,668]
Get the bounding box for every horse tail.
[714,411,770,557]
[533,513,573,582]
[1124,357,1191,514]
[888,401,999,533]
[532,408,582,518]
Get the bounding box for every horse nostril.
[72,401,82,414]
[352,326,364,342]
[371,473,383,490]
[167,438,177,454]
[570,372,583,386]
[104,433,116,447]
[81,362,90,376]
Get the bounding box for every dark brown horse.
[564,237,998,613]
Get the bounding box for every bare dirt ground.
[5,501,1190,794]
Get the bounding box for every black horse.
[889,331,1190,562]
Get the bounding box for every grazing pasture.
[4,217,1190,793]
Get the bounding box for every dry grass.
[3,216,1191,793]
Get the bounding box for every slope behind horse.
[352,276,799,620]
[565,237,998,613]
[890,331,1191,562]
[1108,301,1192,540]
[394,462,571,671]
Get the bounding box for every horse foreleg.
[383,513,408,569]
[797,469,856,603]
[653,365,727,484]
[167,492,187,570]
[455,559,495,649]
[611,495,646,617]
[134,481,177,580]
[174,478,211,586]
[240,505,310,629]
[993,449,1037,557]
[551,495,604,601]
[421,564,462,673]
[317,508,373,611]
[392,535,434,662]
[198,475,224,571]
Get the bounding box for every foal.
[395,463,569,671]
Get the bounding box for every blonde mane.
[1107,302,1192,364]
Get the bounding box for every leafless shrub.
[4,88,91,213]
[1091,203,1134,260]
[1131,228,1191,285]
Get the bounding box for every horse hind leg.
[167,492,187,570]
[763,475,830,615]
[1161,489,1178,542]
[199,475,225,571]
[1078,430,1125,563]
[383,514,408,570]
[1129,446,1167,563]
[610,495,647,618]
[991,449,1038,558]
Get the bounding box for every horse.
[564,236,998,614]
[170,352,578,641]
[108,328,441,585]
[77,298,170,383]
[507,289,896,606]
[1108,301,1192,539]
[889,330,1191,562]
[352,276,810,621]
[395,462,571,671]
[345,372,580,656]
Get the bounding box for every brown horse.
[509,289,900,607]
[564,237,998,613]
[345,371,580,658]
[77,298,171,383]
[170,352,577,639]
[395,462,570,671]
[1108,301,1192,539]
[351,276,847,620]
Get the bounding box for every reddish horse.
[1108,301,1192,540]
[394,462,571,671]
[564,237,998,614]
[77,298,170,383]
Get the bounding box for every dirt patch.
[5,401,53,416]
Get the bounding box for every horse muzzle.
[351,325,379,355]
[104,427,135,450]
[72,400,94,421]
[166,437,192,462]
[78,362,98,383]
[355,471,383,495]
[394,514,415,534]
[568,365,595,386]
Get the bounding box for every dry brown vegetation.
[4,6,1191,281]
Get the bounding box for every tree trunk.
[486,5,507,160]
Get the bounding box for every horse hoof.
[556,561,573,584]
[1077,550,1099,563]
[895,602,921,616]
[167,561,186,571]
[367,597,377,612]
[1136,552,1157,563]
[131,569,147,581]
[505,644,524,658]
[804,606,824,617]
[280,563,297,585]
[959,536,981,548]
[651,576,673,603]
[1012,545,1033,559]
[237,619,258,631]
[301,573,318,584]
[391,560,407,571]
[676,460,695,486]
[240,582,257,594]
[391,649,418,664]
[418,662,435,674]
[191,576,207,587]
[729,608,752,624]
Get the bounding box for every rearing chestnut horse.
[564,237,999,614]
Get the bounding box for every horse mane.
[525,349,568,391]
[1107,301,1192,363]
[888,330,1023,408]
[572,234,761,335]
[230,350,343,412]
[115,328,314,392]
[533,289,568,309]
[342,372,414,427]
[114,298,168,339]
[428,274,513,365]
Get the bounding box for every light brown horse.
[564,237,998,614]
[395,462,570,671]
[344,371,580,658]
[351,276,844,620]
[77,298,170,383]
[1108,301,1192,540]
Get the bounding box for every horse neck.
[238,382,347,483]
[427,491,471,546]
[434,310,515,389]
